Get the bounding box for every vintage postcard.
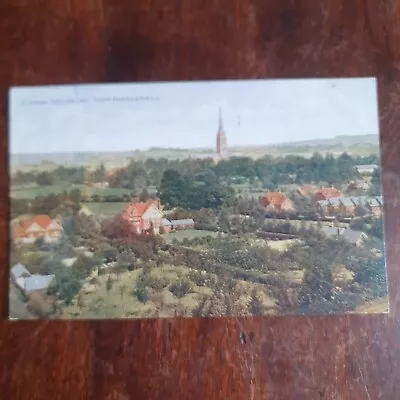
[8,78,388,320]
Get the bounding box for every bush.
[188,270,208,286]
[90,277,101,286]
[133,277,149,303]
[147,275,169,292]
[169,277,193,298]
[27,292,53,318]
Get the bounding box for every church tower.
[216,107,227,157]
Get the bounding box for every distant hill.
[273,134,378,148]
[10,134,378,168]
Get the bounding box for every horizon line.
[10,132,378,156]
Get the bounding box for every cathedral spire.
[216,107,227,157]
[218,107,224,132]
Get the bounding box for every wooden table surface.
[1,1,400,399]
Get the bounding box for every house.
[329,198,343,215]
[342,230,368,247]
[313,187,343,202]
[122,199,163,234]
[13,215,64,244]
[320,226,368,247]
[366,197,383,216]
[316,200,332,216]
[161,218,172,233]
[339,197,357,217]
[298,184,317,196]
[170,219,195,230]
[346,180,370,192]
[259,192,295,213]
[356,164,378,175]
[24,274,55,294]
[10,263,31,290]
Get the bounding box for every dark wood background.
[1,1,400,398]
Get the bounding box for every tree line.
[10,189,83,220]
[12,152,376,191]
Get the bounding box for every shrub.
[169,277,193,298]
[133,278,149,304]
[147,275,169,292]
[188,270,208,286]
[27,292,53,318]
[182,238,190,246]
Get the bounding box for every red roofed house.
[13,215,63,244]
[122,199,163,234]
[259,192,295,213]
[297,184,317,196]
[313,187,343,202]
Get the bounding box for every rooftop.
[24,274,55,292]
[171,219,195,225]
[10,263,31,280]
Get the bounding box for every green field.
[10,184,132,199]
[86,202,127,219]
[162,229,219,243]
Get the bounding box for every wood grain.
[1,1,400,398]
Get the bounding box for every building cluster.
[12,215,64,245]
[121,198,194,234]
[259,184,383,219]
[259,192,295,213]
[316,196,383,218]
[319,226,368,247]
[356,164,378,175]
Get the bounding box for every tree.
[36,171,54,186]
[47,267,81,305]
[139,187,151,202]
[158,170,187,208]
[69,188,82,205]
[350,218,367,231]
[92,164,106,183]
[298,253,334,311]
[169,278,193,298]
[368,167,381,196]
[354,205,367,217]
[117,250,136,269]
[71,255,96,280]
[95,243,118,263]
[74,213,101,239]
[101,215,133,240]
[21,251,46,273]
[368,216,384,240]
[133,274,149,303]
[27,292,53,318]
[106,276,113,294]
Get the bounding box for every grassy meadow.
[62,264,277,319]
[10,183,133,199]
[86,202,127,220]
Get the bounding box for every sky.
[9,78,379,154]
